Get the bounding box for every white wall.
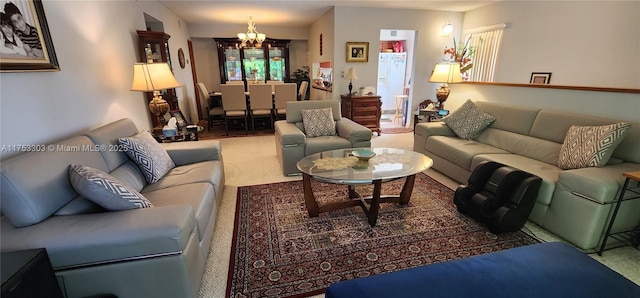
[0,1,194,160]
[463,1,640,89]
[308,7,335,100]
[332,7,464,111]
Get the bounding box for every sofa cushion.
[0,136,109,227]
[427,136,509,170]
[305,136,353,156]
[69,164,153,210]
[443,100,495,140]
[475,128,562,165]
[475,101,540,135]
[301,107,337,137]
[85,118,140,172]
[142,160,224,195]
[119,131,175,184]
[143,182,217,241]
[558,123,630,170]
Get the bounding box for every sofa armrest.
[161,140,222,166]
[558,163,640,204]
[414,122,455,138]
[275,120,306,147]
[336,118,372,144]
[0,205,197,269]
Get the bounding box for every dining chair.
[248,84,274,131]
[298,81,309,100]
[266,80,284,93]
[220,84,248,135]
[274,83,297,121]
[197,82,223,130]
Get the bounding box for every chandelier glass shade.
[237,17,266,48]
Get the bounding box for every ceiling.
[157,0,499,27]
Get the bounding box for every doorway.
[377,29,416,129]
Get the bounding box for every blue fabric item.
[325,242,639,298]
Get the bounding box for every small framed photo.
[346,42,369,62]
[0,0,59,72]
[530,72,552,84]
[169,110,188,129]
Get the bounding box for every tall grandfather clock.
[136,30,178,126]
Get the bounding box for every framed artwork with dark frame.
[346,42,369,62]
[530,72,552,84]
[0,0,59,72]
[169,109,188,129]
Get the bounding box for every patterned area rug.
[225,173,540,297]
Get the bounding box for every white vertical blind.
[466,27,505,82]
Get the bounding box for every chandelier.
[237,17,266,48]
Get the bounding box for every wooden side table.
[598,171,640,255]
[340,94,382,136]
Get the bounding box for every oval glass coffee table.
[296,148,433,227]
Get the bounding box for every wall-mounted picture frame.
[346,42,369,62]
[169,109,188,129]
[530,72,552,84]
[0,0,59,72]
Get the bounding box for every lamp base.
[348,80,353,96]
[149,92,170,128]
[435,83,450,110]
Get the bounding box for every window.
[465,26,504,82]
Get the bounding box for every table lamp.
[131,62,181,128]
[344,67,359,96]
[428,63,462,110]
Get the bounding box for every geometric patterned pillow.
[557,122,631,170]
[68,164,153,210]
[119,131,175,184]
[301,107,337,138]
[442,99,496,140]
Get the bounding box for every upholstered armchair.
[275,100,372,175]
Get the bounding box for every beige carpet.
[198,131,639,297]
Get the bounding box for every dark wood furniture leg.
[303,174,417,227]
[303,173,319,217]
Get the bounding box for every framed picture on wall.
[530,72,552,84]
[0,0,59,72]
[346,42,369,62]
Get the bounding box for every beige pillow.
[301,107,337,137]
[443,99,496,140]
[557,122,630,170]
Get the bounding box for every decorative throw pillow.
[443,99,496,140]
[301,107,337,137]
[69,164,153,210]
[119,131,175,184]
[557,122,630,170]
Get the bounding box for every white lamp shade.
[344,68,359,80]
[429,63,463,83]
[237,33,247,40]
[131,63,180,92]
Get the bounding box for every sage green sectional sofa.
[1,118,225,298]
[413,101,640,251]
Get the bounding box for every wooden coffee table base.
[302,173,416,227]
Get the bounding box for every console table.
[340,94,381,135]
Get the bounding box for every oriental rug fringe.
[225,173,540,297]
